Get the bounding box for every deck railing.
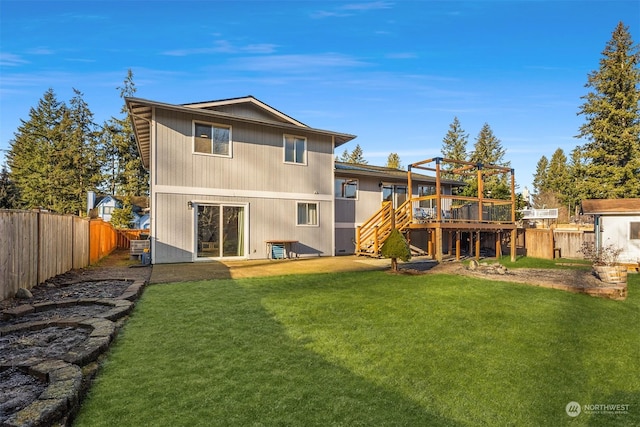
[411,195,514,223]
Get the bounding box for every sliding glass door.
[196,204,245,259]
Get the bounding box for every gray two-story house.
[127,96,355,263]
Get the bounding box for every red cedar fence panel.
[89,219,118,264]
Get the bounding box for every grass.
[74,271,640,427]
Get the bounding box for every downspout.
[150,106,156,264]
[331,136,336,256]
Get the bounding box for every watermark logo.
[566,401,630,417]
[566,401,581,417]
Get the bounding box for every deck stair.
[355,200,413,257]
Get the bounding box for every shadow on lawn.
[198,281,464,426]
[546,284,640,427]
[76,279,464,426]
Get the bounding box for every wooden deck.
[356,157,518,261]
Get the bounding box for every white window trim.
[192,120,233,158]
[296,201,319,227]
[283,134,307,165]
[191,201,249,261]
[335,178,359,200]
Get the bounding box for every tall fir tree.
[53,89,103,214]
[566,147,586,213]
[0,165,19,208]
[7,89,63,210]
[576,21,640,199]
[348,144,367,164]
[531,155,549,208]
[469,123,508,166]
[464,123,509,198]
[7,89,103,214]
[385,153,402,169]
[440,117,469,180]
[546,148,570,197]
[101,69,149,197]
[336,148,350,163]
[532,155,549,195]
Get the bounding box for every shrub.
[381,229,411,271]
[579,241,623,266]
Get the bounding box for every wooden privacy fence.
[524,228,594,260]
[1,210,137,300]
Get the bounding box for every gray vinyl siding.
[155,109,332,194]
[204,103,292,124]
[334,173,452,254]
[153,192,333,263]
[152,107,335,263]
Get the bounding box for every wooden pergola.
[356,157,518,261]
[407,157,517,262]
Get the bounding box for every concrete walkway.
[149,255,437,284]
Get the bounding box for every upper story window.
[631,222,640,240]
[194,122,231,157]
[335,178,358,199]
[284,135,306,164]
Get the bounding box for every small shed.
[581,198,640,264]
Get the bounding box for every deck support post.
[496,231,502,260]
[475,231,481,260]
[510,228,517,262]
[456,232,461,261]
[435,226,443,262]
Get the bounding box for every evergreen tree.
[101,69,149,197]
[51,89,103,214]
[7,88,103,214]
[546,148,570,197]
[469,123,507,166]
[532,155,549,195]
[381,228,411,272]
[576,21,640,199]
[336,148,350,163]
[348,144,367,164]
[7,89,64,210]
[566,147,586,214]
[441,117,469,180]
[0,165,19,208]
[531,155,549,208]
[385,153,402,169]
[110,198,134,228]
[441,117,468,160]
[465,123,509,198]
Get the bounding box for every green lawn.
[74,271,640,427]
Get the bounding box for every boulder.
[15,287,33,299]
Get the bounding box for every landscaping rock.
[15,288,33,300]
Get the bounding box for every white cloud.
[0,53,29,67]
[162,40,279,56]
[312,1,394,18]
[341,1,394,11]
[228,53,369,73]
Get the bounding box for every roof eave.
[126,97,356,169]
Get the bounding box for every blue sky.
[1,0,638,192]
